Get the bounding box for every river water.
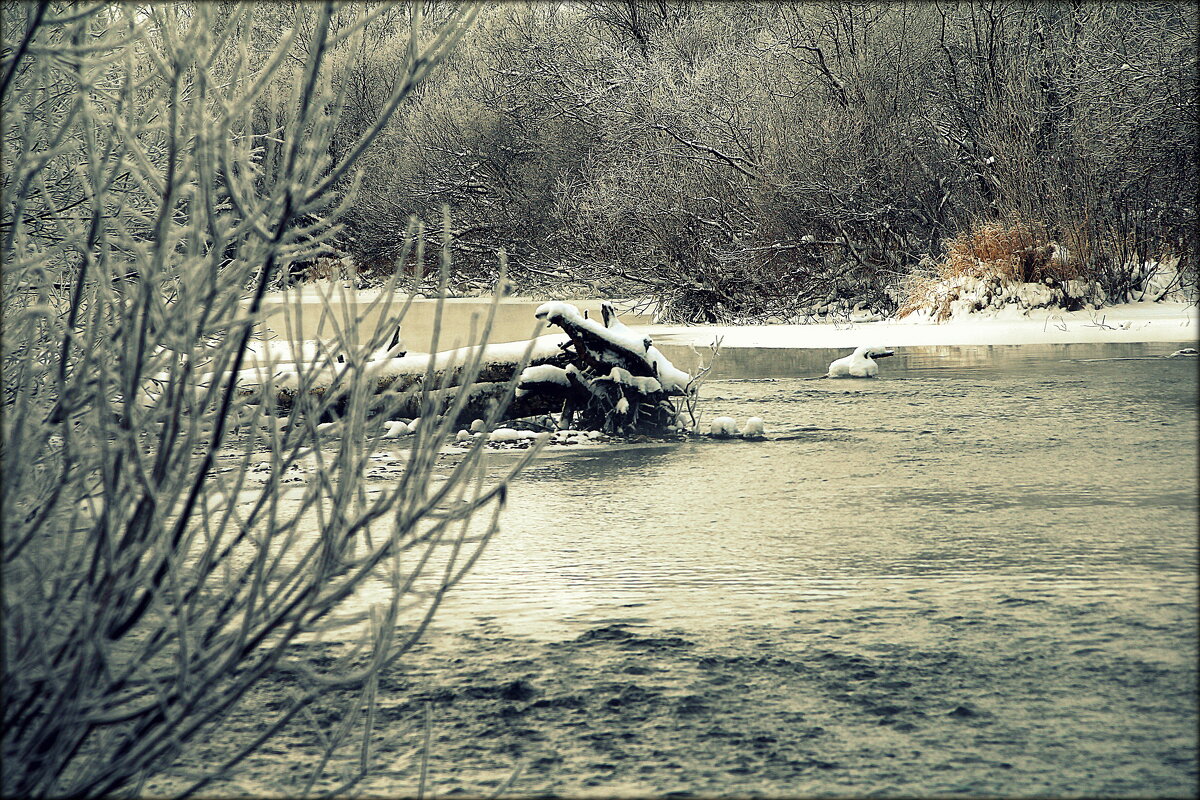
[391,340,1196,795]
[439,342,1197,642]
[201,340,1197,797]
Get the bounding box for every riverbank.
[643,300,1198,349]
[251,286,1196,357]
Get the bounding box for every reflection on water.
[657,340,1197,380]
[425,341,1198,643]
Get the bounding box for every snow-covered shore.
[642,300,1198,349]
[252,282,1197,355]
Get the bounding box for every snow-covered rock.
[827,346,894,378]
[489,427,535,443]
[709,416,739,438]
[742,417,765,439]
[382,420,410,438]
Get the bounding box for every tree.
[339,0,1196,316]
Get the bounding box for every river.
[181,340,1197,797]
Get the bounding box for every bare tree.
[338,1,1195,316]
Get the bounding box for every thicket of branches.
[1,2,546,796]
[328,1,1197,320]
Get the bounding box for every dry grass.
[942,218,1080,284]
[899,217,1084,319]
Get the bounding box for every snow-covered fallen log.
[533,301,691,394]
[225,335,572,410]
[209,301,695,433]
[527,301,694,433]
[376,380,564,423]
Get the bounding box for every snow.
[827,346,894,378]
[742,417,765,438]
[536,301,653,356]
[382,420,410,438]
[1131,257,1188,303]
[646,345,692,394]
[605,367,663,395]
[709,416,739,438]
[371,335,569,380]
[520,364,571,386]
[221,333,571,394]
[239,335,404,366]
[489,427,536,442]
[645,301,1198,349]
[370,338,406,361]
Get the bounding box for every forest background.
[296,0,1196,321]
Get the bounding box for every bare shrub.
[940,218,1080,285]
[898,217,1081,320]
[0,4,541,797]
[327,2,1196,317]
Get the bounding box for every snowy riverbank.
[642,300,1199,350]
[253,283,1196,354]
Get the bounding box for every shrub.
[0,5,532,797]
[939,218,1081,285]
[898,217,1084,320]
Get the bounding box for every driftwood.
[250,302,692,432]
[247,337,570,418]
[526,301,687,434]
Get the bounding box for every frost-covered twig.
[0,4,514,797]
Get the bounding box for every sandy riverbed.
[146,608,1196,798]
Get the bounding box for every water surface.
[262,341,1197,797]
[439,342,1197,644]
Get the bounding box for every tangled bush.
[940,218,1080,284]
[899,217,1099,320]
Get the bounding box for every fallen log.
[533,301,691,394]
[231,302,694,434]
[527,301,692,434]
[375,380,564,424]
[236,335,572,412]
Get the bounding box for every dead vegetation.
[899,217,1085,320]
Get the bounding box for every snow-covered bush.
[898,215,1195,320]
[899,218,1098,320]
[1,5,519,797]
